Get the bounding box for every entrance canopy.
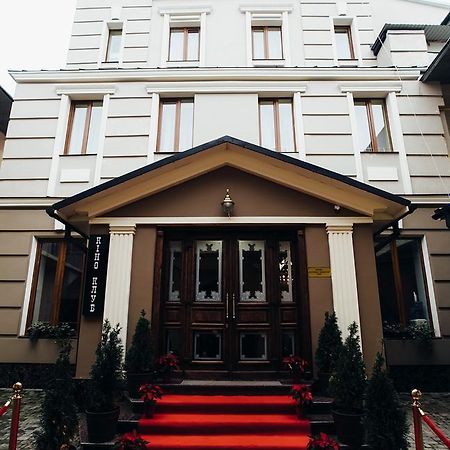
[50,136,410,230]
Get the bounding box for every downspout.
[45,206,90,240]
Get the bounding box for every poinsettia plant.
[283,355,308,376]
[307,433,339,450]
[113,430,149,450]
[139,384,163,405]
[290,384,313,408]
[157,352,180,375]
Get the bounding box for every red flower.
[157,353,180,370]
[113,430,149,450]
[139,384,163,404]
[282,356,309,375]
[307,433,339,450]
[290,384,313,408]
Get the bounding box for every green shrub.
[315,312,343,374]
[125,310,154,373]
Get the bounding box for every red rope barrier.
[0,399,11,417]
[422,414,450,449]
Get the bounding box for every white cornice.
[10,68,421,84]
[239,5,294,13]
[340,84,403,94]
[402,0,450,8]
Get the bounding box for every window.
[259,99,295,152]
[354,99,392,152]
[64,101,103,155]
[252,26,283,60]
[334,26,354,60]
[376,238,432,332]
[169,27,200,61]
[158,98,194,152]
[28,240,86,329]
[105,28,122,62]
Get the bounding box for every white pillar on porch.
[326,224,362,342]
[103,224,136,348]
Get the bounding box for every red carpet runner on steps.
[138,394,311,449]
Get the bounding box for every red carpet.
[138,394,311,449]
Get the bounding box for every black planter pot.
[332,408,365,447]
[126,372,153,398]
[86,407,120,443]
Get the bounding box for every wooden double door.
[154,229,310,375]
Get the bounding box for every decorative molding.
[109,224,136,234]
[146,83,307,94]
[340,84,402,94]
[159,7,211,15]
[91,216,373,226]
[239,5,293,13]
[55,86,117,97]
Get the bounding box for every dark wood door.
[155,229,309,375]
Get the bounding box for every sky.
[0,0,77,97]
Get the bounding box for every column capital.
[109,224,136,235]
[326,224,354,234]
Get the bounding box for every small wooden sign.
[308,267,331,278]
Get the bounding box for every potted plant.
[125,310,155,398]
[315,311,343,395]
[85,320,123,443]
[329,322,366,447]
[307,433,339,450]
[156,352,180,382]
[113,431,149,450]
[365,352,408,450]
[282,355,309,383]
[139,383,163,418]
[290,384,313,418]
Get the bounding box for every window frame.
[26,239,86,331]
[63,100,102,155]
[105,28,123,63]
[258,98,296,152]
[334,25,355,60]
[251,26,283,60]
[355,98,393,153]
[168,27,200,62]
[157,98,194,152]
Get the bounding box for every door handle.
[232,293,236,320]
[226,293,229,319]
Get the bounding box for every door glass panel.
[282,332,295,357]
[195,241,222,301]
[194,331,222,360]
[239,240,266,301]
[279,241,293,302]
[168,241,182,301]
[240,332,267,360]
[166,329,181,355]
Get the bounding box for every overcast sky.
[0,0,77,96]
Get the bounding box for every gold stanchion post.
[412,389,424,450]
[8,382,23,450]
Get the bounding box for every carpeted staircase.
[138,394,311,449]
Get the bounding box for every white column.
[326,224,362,342]
[103,225,136,347]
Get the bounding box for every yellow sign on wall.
[308,267,331,278]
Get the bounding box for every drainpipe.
[45,206,89,240]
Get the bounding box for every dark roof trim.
[421,37,450,81]
[442,11,450,25]
[372,23,450,55]
[52,136,410,212]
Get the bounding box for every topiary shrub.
[365,353,408,450]
[125,310,154,374]
[315,311,343,375]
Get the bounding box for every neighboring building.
[0,0,449,381]
[0,86,12,163]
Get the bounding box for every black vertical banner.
[82,234,110,317]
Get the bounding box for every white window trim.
[160,8,210,68]
[147,92,160,162]
[343,85,412,193]
[47,87,115,196]
[293,92,306,159]
[241,6,293,67]
[19,237,38,336]
[99,20,126,67]
[421,235,441,337]
[331,16,362,66]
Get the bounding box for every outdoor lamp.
[221,189,235,217]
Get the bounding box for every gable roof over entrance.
[50,136,410,227]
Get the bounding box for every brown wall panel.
[304,226,333,371]
[435,282,450,308]
[438,310,450,337]
[107,167,359,218]
[403,207,448,230]
[430,255,450,281]
[75,318,102,378]
[0,282,25,307]
[0,209,53,231]
[0,256,29,281]
[425,231,450,255]
[127,226,157,349]
[353,224,383,370]
[0,232,33,254]
[0,308,21,335]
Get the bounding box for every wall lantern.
[221,189,235,217]
[432,204,450,229]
